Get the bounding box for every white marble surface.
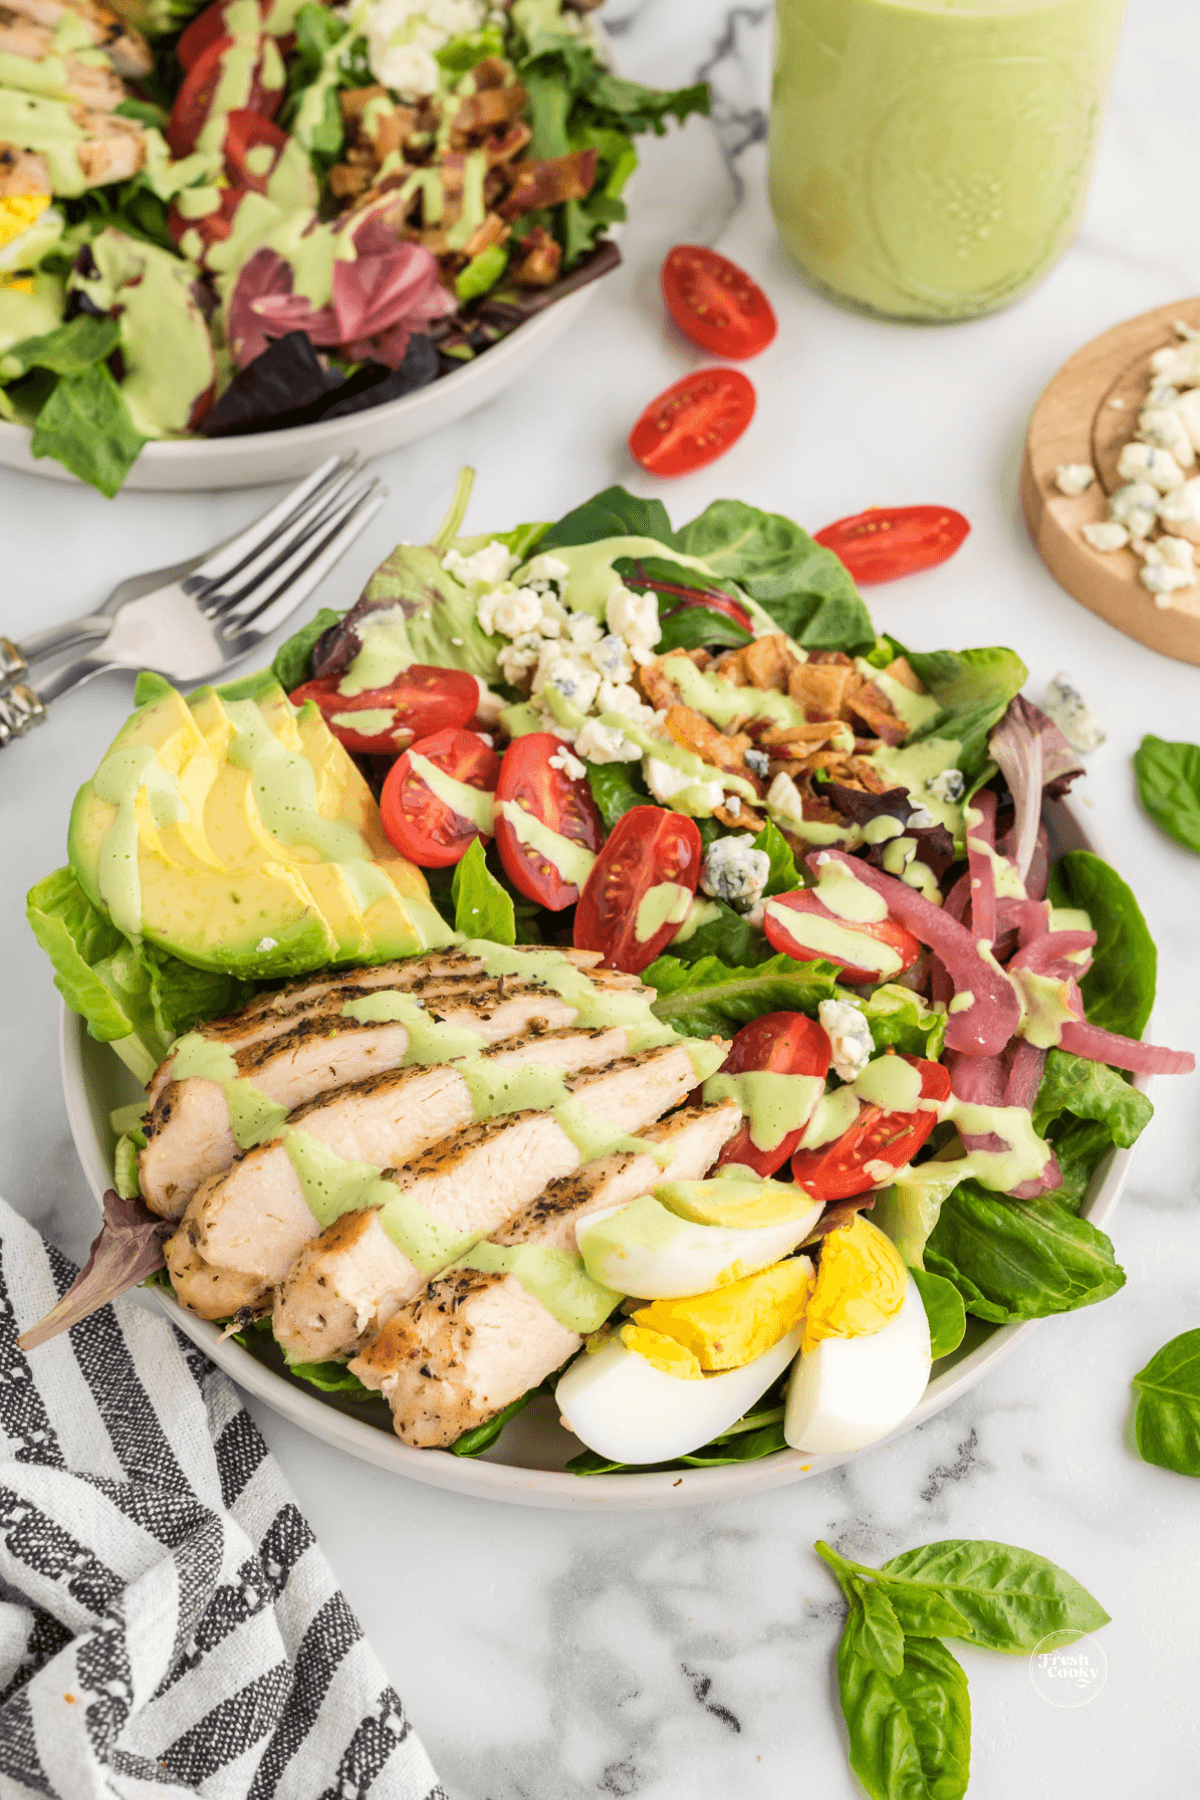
[3,0,1200,1793]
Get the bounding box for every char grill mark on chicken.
[350,1101,743,1446]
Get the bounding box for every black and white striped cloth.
[0,1196,444,1800]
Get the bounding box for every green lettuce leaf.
[908,1266,966,1359]
[585,758,650,832]
[538,484,677,552]
[754,818,800,896]
[676,499,876,653]
[1,315,119,379]
[858,984,947,1059]
[646,950,839,1038]
[1046,850,1156,1039]
[1032,1048,1153,1146]
[924,1182,1125,1323]
[362,545,502,681]
[30,362,146,498]
[667,901,776,968]
[287,1359,374,1398]
[451,838,515,944]
[271,607,341,693]
[899,644,1028,781]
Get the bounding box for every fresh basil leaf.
[585,758,649,832]
[858,983,947,1059]
[1032,1048,1152,1146]
[924,1182,1125,1323]
[846,1576,906,1677]
[1131,1329,1200,1477]
[837,1632,971,1800]
[909,1266,966,1359]
[538,484,677,552]
[30,362,146,497]
[451,1380,549,1456]
[451,837,515,944]
[754,817,800,896]
[877,1540,1111,1653]
[287,1358,373,1398]
[677,499,877,653]
[896,644,1027,781]
[1133,734,1200,855]
[646,950,840,1038]
[667,901,775,968]
[271,607,342,693]
[1046,850,1156,1039]
[2,315,119,378]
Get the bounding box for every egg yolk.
[620,1325,704,1380]
[802,1215,906,1354]
[0,194,49,252]
[629,1259,814,1374]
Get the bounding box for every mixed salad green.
[0,0,706,491]
[25,479,1193,1476]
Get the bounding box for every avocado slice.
[68,675,453,979]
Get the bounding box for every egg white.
[556,1325,803,1465]
[783,1273,931,1454]
[576,1197,824,1300]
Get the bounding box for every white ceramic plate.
[59,797,1140,1509]
[0,275,603,493]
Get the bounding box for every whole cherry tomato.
[493,733,604,910]
[764,888,922,985]
[814,506,970,585]
[662,245,777,360]
[713,1011,832,1177]
[790,1057,951,1201]
[380,727,499,868]
[629,368,755,477]
[574,805,702,974]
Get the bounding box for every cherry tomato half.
[380,727,499,868]
[493,732,604,911]
[177,0,264,70]
[291,667,479,757]
[574,806,702,975]
[714,1011,832,1178]
[223,108,288,191]
[813,506,970,585]
[629,368,755,478]
[662,245,777,360]
[764,889,922,986]
[790,1057,951,1201]
[167,35,282,159]
[168,184,245,255]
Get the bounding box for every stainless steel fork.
[0,455,386,747]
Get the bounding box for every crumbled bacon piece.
[511,225,561,287]
[499,148,597,218]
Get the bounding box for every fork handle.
[0,683,47,747]
[0,654,120,748]
[0,614,114,687]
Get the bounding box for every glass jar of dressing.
[768,0,1127,322]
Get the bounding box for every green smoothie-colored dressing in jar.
[768,0,1127,321]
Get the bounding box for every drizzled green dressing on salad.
[634,882,694,943]
[408,754,495,833]
[870,739,965,837]
[458,1240,618,1333]
[496,800,596,887]
[340,990,487,1062]
[702,1071,826,1152]
[763,899,904,976]
[92,744,187,937]
[282,1131,474,1273]
[169,1031,289,1148]
[811,856,888,923]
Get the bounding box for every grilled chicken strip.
[269,1042,718,1362]
[140,976,581,1218]
[0,13,127,106]
[350,1101,743,1446]
[0,143,50,195]
[166,1025,634,1315]
[145,945,638,1102]
[4,0,150,76]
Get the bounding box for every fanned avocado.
[67,676,454,978]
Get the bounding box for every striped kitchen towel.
[0,1195,444,1800]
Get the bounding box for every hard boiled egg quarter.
[557,1324,804,1465]
[576,1176,824,1300]
[557,1258,813,1464]
[784,1217,931,1454]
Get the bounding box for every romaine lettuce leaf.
[647,950,839,1038]
[923,1182,1126,1322]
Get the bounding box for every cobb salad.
[0,0,705,493]
[27,477,1194,1473]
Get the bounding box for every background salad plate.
[58,795,1142,1510]
[0,270,605,494]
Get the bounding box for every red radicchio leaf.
[808,849,1021,1057]
[989,696,1083,881]
[17,1190,170,1353]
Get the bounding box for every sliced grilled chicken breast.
[5,0,151,76]
[144,945,635,1103]
[166,1026,632,1316]
[140,977,580,1218]
[271,1043,718,1363]
[351,1102,743,1446]
[0,16,127,104]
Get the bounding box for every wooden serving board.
[1020,296,1200,666]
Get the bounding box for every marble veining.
[3,1,1200,1795]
